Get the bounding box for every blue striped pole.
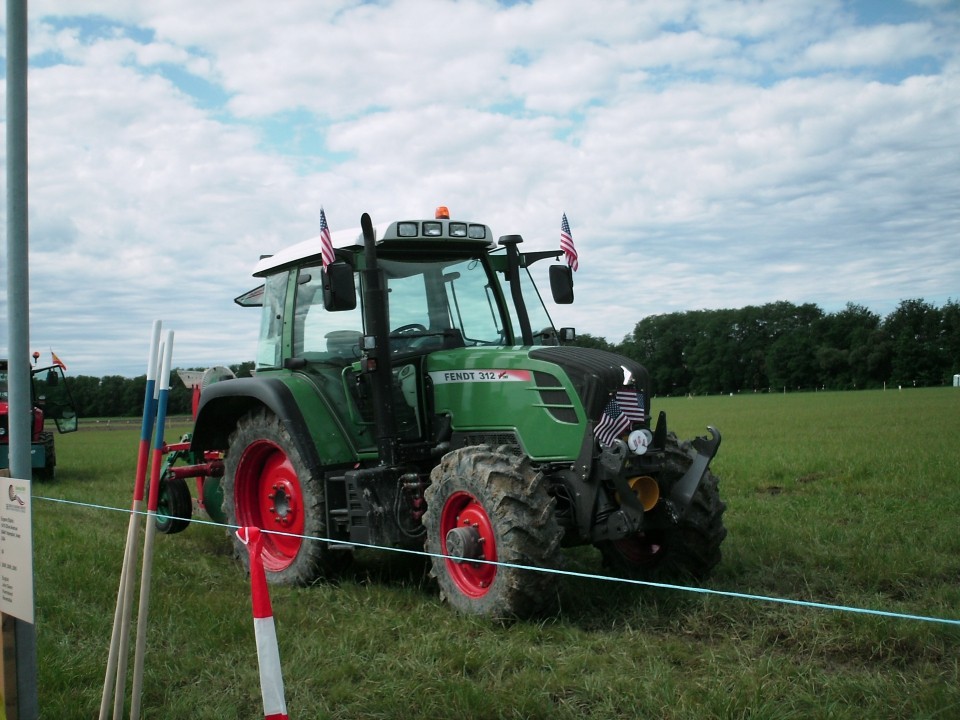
[100,320,162,720]
[130,330,174,720]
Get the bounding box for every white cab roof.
[253,223,390,276]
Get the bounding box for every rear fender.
[189,376,354,478]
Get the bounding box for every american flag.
[560,213,578,271]
[320,207,335,269]
[595,395,631,447]
[615,389,645,423]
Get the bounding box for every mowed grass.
[34,389,960,719]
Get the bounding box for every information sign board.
[0,478,33,624]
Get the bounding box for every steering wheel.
[392,323,427,335]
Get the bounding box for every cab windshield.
[284,256,556,365]
[381,256,505,347]
[291,254,508,365]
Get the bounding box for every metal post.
[5,0,39,718]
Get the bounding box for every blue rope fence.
[36,494,960,628]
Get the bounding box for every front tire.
[423,445,563,618]
[597,434,727,582]
[223,409,347,585]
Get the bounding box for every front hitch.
[668,426,721,515]
[592,440,647,541]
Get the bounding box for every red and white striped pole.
[100,319,162,720]
[130,329,175,720]
[236,527,290,720]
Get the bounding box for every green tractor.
[173,208,726,617]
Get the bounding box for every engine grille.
[529,346,650,422]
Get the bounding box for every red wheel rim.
[234,439,305,572]
[439,490,498,598]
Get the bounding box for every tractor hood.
[528,346,651,422]
[425,346,651,461]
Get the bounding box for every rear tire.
[423,445,563,618]
[223,409,348,585]
[597,434,727,582]
[33,432,56,481]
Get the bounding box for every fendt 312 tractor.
[166,208,726,617]
[0,356,79,480]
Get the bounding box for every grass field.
[33,388,960,718]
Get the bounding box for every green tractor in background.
[171,208,726,617]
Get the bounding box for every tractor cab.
[248,212,572,368]
[236,210,575,456]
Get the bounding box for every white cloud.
[2,0,958,375]
[800,22,941,69]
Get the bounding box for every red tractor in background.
[0,354,79,480]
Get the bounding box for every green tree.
[66,375,101,417]
[762,302,823,391]
[122,375,147,416]
[96,376,128,416]
[884,299,944,387]
[621,313,695,395]
[940,299,960,384]
[231,361,256,378]
[816,303,884,389]
[570,333,616,353]
[685,309,739,394]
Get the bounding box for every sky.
[1,0,958,377]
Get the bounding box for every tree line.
[61,362,255,419]
[575,298,960,395]
[54,298,958,417]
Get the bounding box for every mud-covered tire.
[155,476,193,535]
[597,433,727,582]
[223,409,348,585]
[33,432,56,481]
[423,445,563,619]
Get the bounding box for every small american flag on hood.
[594,389,645,447]
[595,396,631,447]
[615,389,645,422]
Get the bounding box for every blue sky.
[1,0,958,377]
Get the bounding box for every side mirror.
[322,262,357,311]
[549,265,574,304]
[46,369,60,386]
[559,327,576,343]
